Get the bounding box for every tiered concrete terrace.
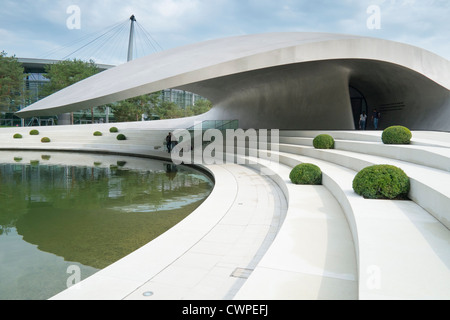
[1,123,449,300]
[10,32,450,300]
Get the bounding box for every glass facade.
[25,72,50,104]
[7,59,206,126]
[160,89,204,109]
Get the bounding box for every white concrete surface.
[279,131,450,229]
[49,163,287,300]
[234,160,358,300]
[272,151,450,299]
[18,33,450,118]
[0,124,449,300]
[123,164,287,300]
[16,33,450,132]
[275,130,450,299]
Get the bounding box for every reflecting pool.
[0,151,214,300]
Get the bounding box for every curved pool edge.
[49,163,238,300]
[0,124,288,300]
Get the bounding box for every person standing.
[166,132,172,153]
[359,112,367,130]
[372,109,381,130]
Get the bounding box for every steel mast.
[106,15,137,123]
[127,15,136,62]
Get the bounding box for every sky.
[0,0,449,66]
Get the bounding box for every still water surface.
[0,152,213,300]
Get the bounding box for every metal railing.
[187,120,239,131]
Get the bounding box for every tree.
[152,99,213,120]
[186,99,212,116]
[42,59,100,123]
[0,51,25,112]
[154,101,185,119]
[42,59,99,95]
[110,94,213,122]
[110,93,161,122]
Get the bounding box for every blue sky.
[1,0,449,65]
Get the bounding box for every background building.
[161,89,204,110]
[1,58,204,126]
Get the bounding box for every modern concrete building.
[12,58,204,125]
[19,58,114,104]
[5,32,450,300]
[4,58,115,126]
[16,32,450,131]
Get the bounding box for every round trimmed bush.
[382,126,412,144]
[313,134,335,149]
[29,129,39,136]
[41,137,51,143]
[110,127,119,133]
[289,163,322,185]
[116,134,127,141]
[352,164,410,200]
[117,161,127,167]
[93,131,103,136]
[13,133,23,139]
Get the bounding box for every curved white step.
[235,159,358,300]
[267,149,450,299]
[277,143,450,229]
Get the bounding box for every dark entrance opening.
[349,86,368,130]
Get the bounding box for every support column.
[58,113,72,126]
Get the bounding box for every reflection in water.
[0,153,213,300]
[165,163,178,181]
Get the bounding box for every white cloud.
[0,0,447,62]
[154,0,199,18]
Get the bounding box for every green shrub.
[93,131,103,136]
[110,127,119,133]
[41,137,51,143]
[13,133,23,139]
[352,164,410,200]
[117,161,127,167]
[382,126,412,144]
[41,155,51,160]
[313,134,335,149]
[14,157,23,162]
[116,134,127,141]
[30,129,39,136]
[289,163,322,185]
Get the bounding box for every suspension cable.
[62,19,129,60]
[41,18,129,60]
[40,16,163,64]
[136,21,164,52]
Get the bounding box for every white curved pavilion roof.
[16,32,450,119]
